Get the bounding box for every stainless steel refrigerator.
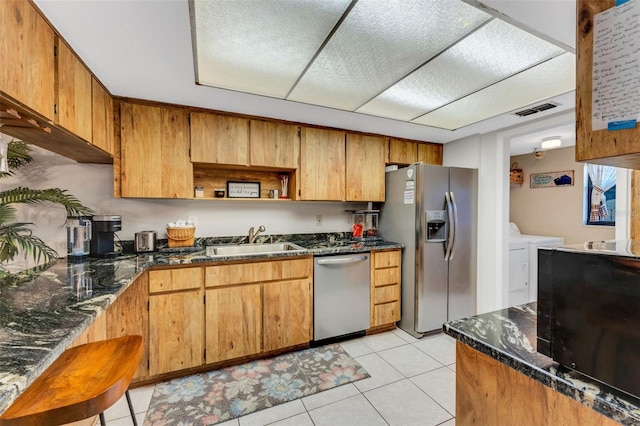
[379,163,477,338]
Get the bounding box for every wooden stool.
[0,335,143,426]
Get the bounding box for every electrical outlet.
[315,215,322,226]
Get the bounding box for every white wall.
[510,147,616,244]
[3,145,364,271]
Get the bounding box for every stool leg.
[99,412,106,426]
[125,390,138,426]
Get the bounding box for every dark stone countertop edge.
[444,320,640,425]
[0,236,402,413]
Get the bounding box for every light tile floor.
[105,329,456,426]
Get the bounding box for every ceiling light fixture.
[541,137,562,150]
[533,148,545,160]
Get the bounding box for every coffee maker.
[90,215,122,257]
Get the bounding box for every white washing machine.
[508,223,564,306]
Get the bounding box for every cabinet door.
[149,267,202,294]
[106,271,149,380]
[57,41,92,142]
[149,290,204,376]
[263,279,312,352]
[417,143,443,166]
[191,112,249,165]
[250,120,300,168]
[346,134,386,202]
[91,78,114,155]
[388,139,417,165]
[120,102,193,198]
[0,0,55,119]
[206,284,261,363]
[300,127,345,201]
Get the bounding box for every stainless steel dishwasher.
[313,253,370,342]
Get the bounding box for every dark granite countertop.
[444,303,640,425]
[0,233,401,413]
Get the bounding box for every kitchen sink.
[205,242,307,257]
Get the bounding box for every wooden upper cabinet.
[300,127,345,201]
[575,0,640,168]
[0,0,55,119]
[249,120,300,168]
[191,112,249,166]
[57,41,93,142]
[388,139,417,165]
[120,102,193,198]
[417,143,443,165]
[91,79,114,155]
[346,133,386,202]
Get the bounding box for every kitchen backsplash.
[3,145,366,272]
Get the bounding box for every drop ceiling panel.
[191,0,351,98]
[357,19,565,120]
[412,53,576,130]
[287,0,490,110]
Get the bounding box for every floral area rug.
[143,343,369,425]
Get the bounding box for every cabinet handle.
[316,256,368,265]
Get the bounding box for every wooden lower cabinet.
[148,267,204,376]
[263,279,312,352]
[149,290,204,376]
[106,272,149,380]
[206,257,313,358]
[370,249,402,329]
[456,342,619,426]
[205,284,262,363]
[143,257,313,379]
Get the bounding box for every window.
[584,164,616,226]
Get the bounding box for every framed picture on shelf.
[226,181,261,198]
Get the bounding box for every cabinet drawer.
[373,250,400,269]
[374,284,400,304]
[373,268,399,287]
[206,257,312,287]
[373,302,400,326]
[149,268,202,293]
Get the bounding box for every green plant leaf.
[0,187,94,218]
[0,142,93,270]
[0,140,33,178]
[0,223,59,264]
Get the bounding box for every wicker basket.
[166,226,195,248]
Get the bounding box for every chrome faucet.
[248,225,266,244]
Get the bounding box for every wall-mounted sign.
[226,181,261,198]
[530,170,574,188]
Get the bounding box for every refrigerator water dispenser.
[426,210,447,242]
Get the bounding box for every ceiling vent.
[513,102,559,117]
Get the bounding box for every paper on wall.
[591,0,640,131]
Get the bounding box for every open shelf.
[192,164,298,200]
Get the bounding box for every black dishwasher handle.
[316,256,368,265]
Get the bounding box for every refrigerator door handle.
[444,192,454,261]
[449,191,459,260]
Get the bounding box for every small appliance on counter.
[91,215,122,257]
[350,209,379,239]
[134,231,157,253]
[66,216,92,259]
